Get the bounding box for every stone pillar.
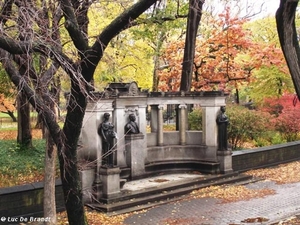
[114,107,127,167]
[157,105,164,146]
[150,105,158,133]
[138,105,147,135]
[179,104,187,145]
[125,133,146,178]
[202,106,219,147]
[99,167,121,203]
[202,106,219,161]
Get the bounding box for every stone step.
[86,172,255,215]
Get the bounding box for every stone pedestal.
[99,167,121,201]
[125,133,146,178]
[217,150,233,174]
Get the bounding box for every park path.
[123,180,300,225]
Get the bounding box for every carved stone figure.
[128,82,139,96]
[216,106,229,151]
[98,113,116,167]
[125,114,140,134]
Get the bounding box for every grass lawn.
[0,139,47,187]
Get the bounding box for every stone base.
[99,167,121,200]
[217,150,233,174]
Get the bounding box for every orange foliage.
[256,44,288,74]
[158,7,270,92]
[0,93,15,113]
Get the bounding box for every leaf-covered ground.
[0,129,43,140]
[245,161,300,184]
[55,161,300,225]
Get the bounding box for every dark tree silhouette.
[180,0,204,91]
[276,0,300,98]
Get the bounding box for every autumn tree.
[159,7,259,94]
[0,93,15,121]
[0,70,16,121]
[243,16,295,103]
[246,45,294,103]
[0,1,160,224]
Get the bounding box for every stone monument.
[98,113,121,200]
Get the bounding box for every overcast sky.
[204,0,282,19]
[257,0,280,17]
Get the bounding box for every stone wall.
[232,141,300,171]
[146,131,203,147]
[0,180,64,218]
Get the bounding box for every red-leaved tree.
[262,94,300,141]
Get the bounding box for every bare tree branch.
[60,0,89,56]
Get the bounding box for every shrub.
[274,108,300,141]
[226,105,272,149]
[188,108,202,130]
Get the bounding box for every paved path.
[123,180,300,225]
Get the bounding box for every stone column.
[202,106,219,147]
[114,107,127,167]
[202,106,219,161]
[150,105,158,133]
[157,105,164,146]
[99,167,121,203]
[179,104,187,145]
[138,105,147,135]
[125,133,146,178]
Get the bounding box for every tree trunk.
[235,88,240,104]
[58,91,88,225]
[276,0,300,98]
[153,52,161,92]
[180,0,204,92]
[43,92,58,225]
[17,92,32,147]
[43,128,57,225]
